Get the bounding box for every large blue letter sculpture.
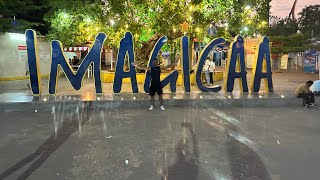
[143,36,178,93]
[113,32,138,93]
[195,38,224,92]
[224,36,248,92]
[250,37,273,93]
[26,29,42,95]
[26,28,274,95]
[48,33,106,94]
[181,36,191,92]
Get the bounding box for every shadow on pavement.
[226,132,271,180]
[0,102,93,180]
[160,122,214,180]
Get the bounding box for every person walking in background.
[25,60,30,89]
[208,58,215,85]
[132,59,173,111]
[295,80,317,108]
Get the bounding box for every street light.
[85,18,91,23]
[110,19,115,26]
[173,28,177,33]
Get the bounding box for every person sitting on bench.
[295,80,317,108]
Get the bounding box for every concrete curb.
[1,97,314,112]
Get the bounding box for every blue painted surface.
[26,29,274,95]
[252,37,273,92]
[225,36,248,92]
[48,33,106,94]
[143,36,178,93]
[113,32,138,93]
[25,30,41,95]
[160,70,179,92]
[181,36,190,92]
[195,38,225,92]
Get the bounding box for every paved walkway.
[1,105,320,179]
[0,70,320,180]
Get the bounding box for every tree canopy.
[4,0,319,61]
[41,0,271,46]
[298,5,320,36]
[267,4,320,55]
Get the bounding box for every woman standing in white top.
[203,57,211,86]
[209,59,215,85]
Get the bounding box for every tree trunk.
[135,34,162,66]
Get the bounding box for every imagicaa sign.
[25,29,273,95]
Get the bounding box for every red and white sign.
[18,45,26,50]
[18,45,27,63]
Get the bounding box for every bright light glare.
[61,12,68,19]
[9,33,26,41]
[110,19,115,26]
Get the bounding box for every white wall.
[0,33,51,78]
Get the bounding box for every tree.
[44,0,104,46]
[43,0,273,66]
[268,16,299,36]
[200,0,271,37]
[269,34,312,56]
[268,4,320,56]
[298,5,320,36]
[268,16,311,57]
